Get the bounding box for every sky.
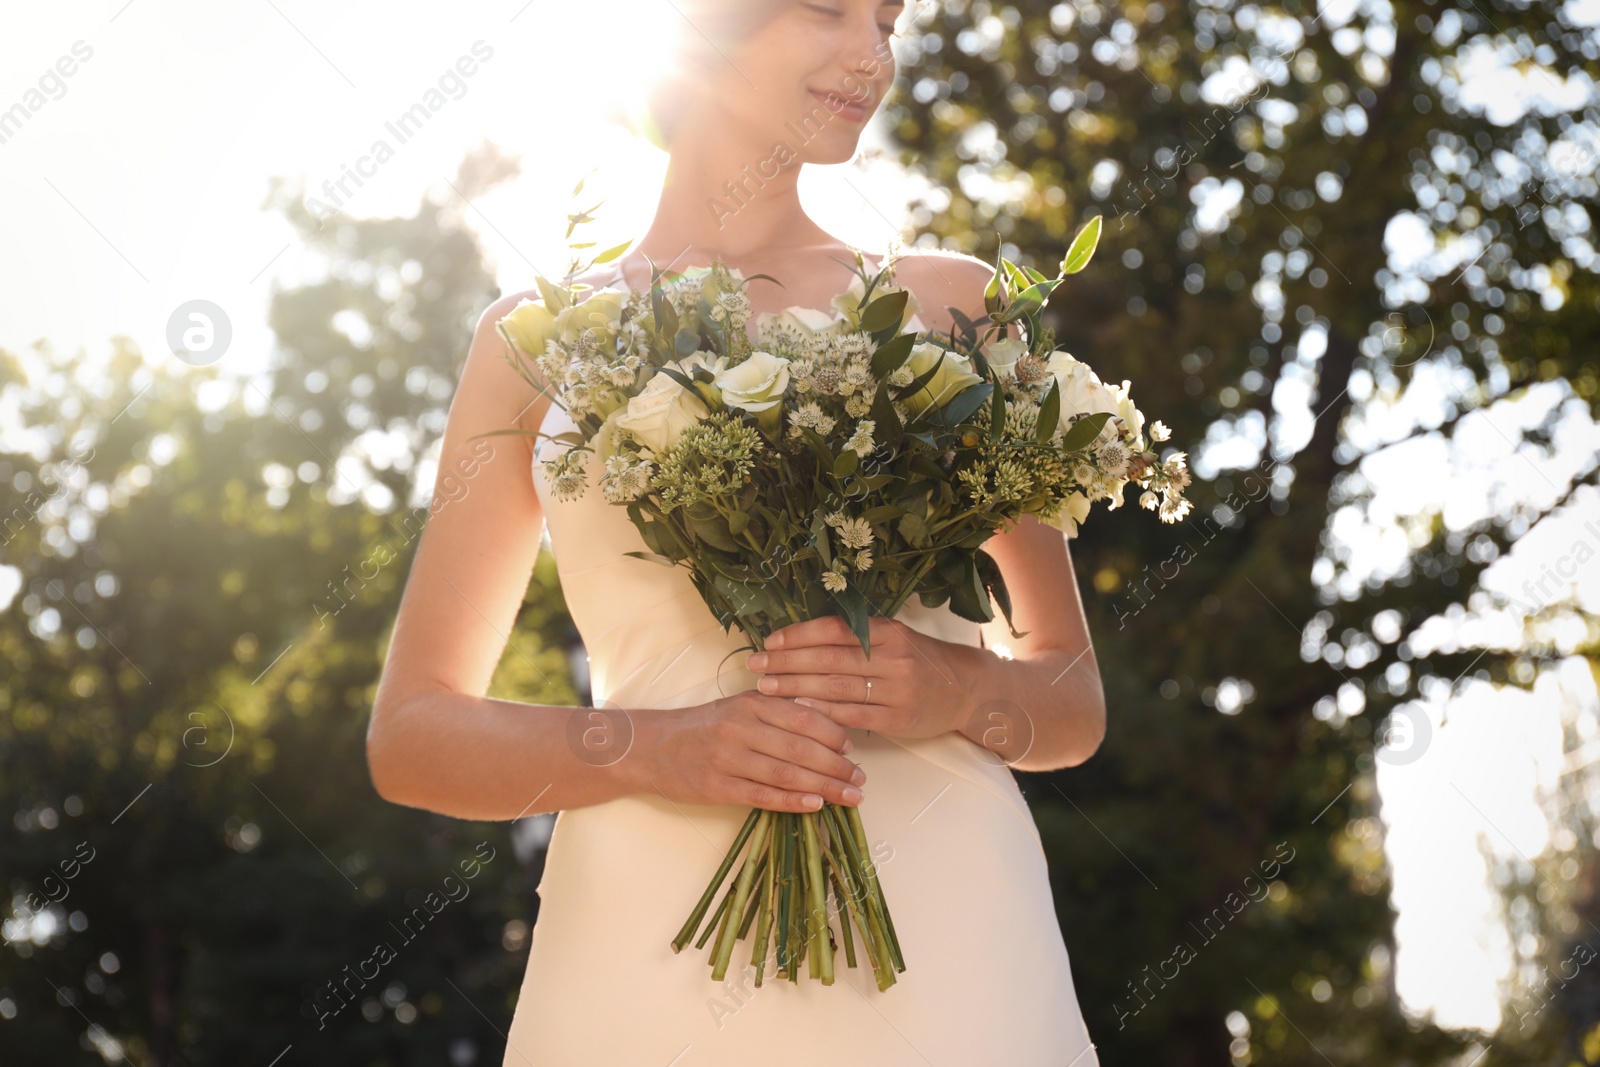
[3,0,1599,1039]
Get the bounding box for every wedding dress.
[501,266,1099,1066]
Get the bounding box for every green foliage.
[0,171,575,1063]
[885,0,1598,1060]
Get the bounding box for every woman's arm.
[366,290,867,821]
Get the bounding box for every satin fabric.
[501,298,1099,1066]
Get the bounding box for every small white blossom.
[822,569,848,593]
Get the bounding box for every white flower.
[844,420,876,456]
[901,342,983,416]
[1045,350,1121,436]
[615,368,711,454]
[1149,419,1171,443]
[854,549,874,572]
[834,517,873,549]
[753,306,841,352]
[1108,380,1145,449]
[821,569,848,593]
[984,337,1029,377]
[554,288,626,346]
[1047,492,1094,539]
[601,454,654,503]
[715,351,790,413]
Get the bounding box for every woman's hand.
[745,616,984,740]
[632,692,867,813]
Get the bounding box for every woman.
[366,1,1105,1062]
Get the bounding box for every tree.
[885,0,1598,1060]
[0,147,575,1065]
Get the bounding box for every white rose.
[984,338,1029,376]
[676,350,728,407]
[1047,492,1094,539]
[555,288,625,345]
[902,342,984,416]
[615,367,710,454]
[1045,350,1121,432]
[715,351,790,413]
[1108,380,1145,449]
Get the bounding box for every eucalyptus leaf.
[1060,411,1113,453]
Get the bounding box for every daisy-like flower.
[1149,420,1171,443]
[844,420,876,457]
[601,454,654,503]
[834,517,873,550]
[787,402,836,436]
[887,365,915,387]
[1139,489,1159,511]
[854,549,874,572]
[1098,441,1129,478]
[1159,495,1192,522]
[844,394,872,418]
[821,569,848,593]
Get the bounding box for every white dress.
[502,294,1100,1066]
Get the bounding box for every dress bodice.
[528,305,985,714]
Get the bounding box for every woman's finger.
[756,671,880,704]
[746,644,879,677]
[793,697,876,731]
[745,723,870,790]
[749,693,852,753]
[738,748,861,802]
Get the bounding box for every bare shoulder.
[889,248,996,335]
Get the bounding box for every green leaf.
[984,246,1006,315]
[833,450,860,478]
[870,383,903,444]
[727,509,750,537]
[591,239,632,264]
[991,281,1051,324]
[1036,378,1061,445]
[623,549,678,567]
[534,275,569,312]
[947,555,994,624]
[830,586,874,657]
[891,350,946,404]
[656,364,697,392]
[1061,215,1103,276]
[859,289,908,333]
[869,333,916,378]
[1060,411,1113,453]
[940,382,994,428]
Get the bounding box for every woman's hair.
[642,0,801,149]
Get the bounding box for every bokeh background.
[3,0,1599,1063]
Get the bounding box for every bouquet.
[488,213,1191,992]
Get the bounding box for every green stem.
[674,807,762,953]
[800,811,834,984]
[711,810,773,981]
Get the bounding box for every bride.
[367,0,1104,1062]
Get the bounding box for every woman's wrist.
[947,644,1037,764]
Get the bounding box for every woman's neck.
[629,110,838,266]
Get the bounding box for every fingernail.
[841,785,863,804]
[768,633,785,649]
[842,737,853,754]
[757,677,777,694]
[804,794,823,809]
[746,653,767,670]
[850,766,866,786]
